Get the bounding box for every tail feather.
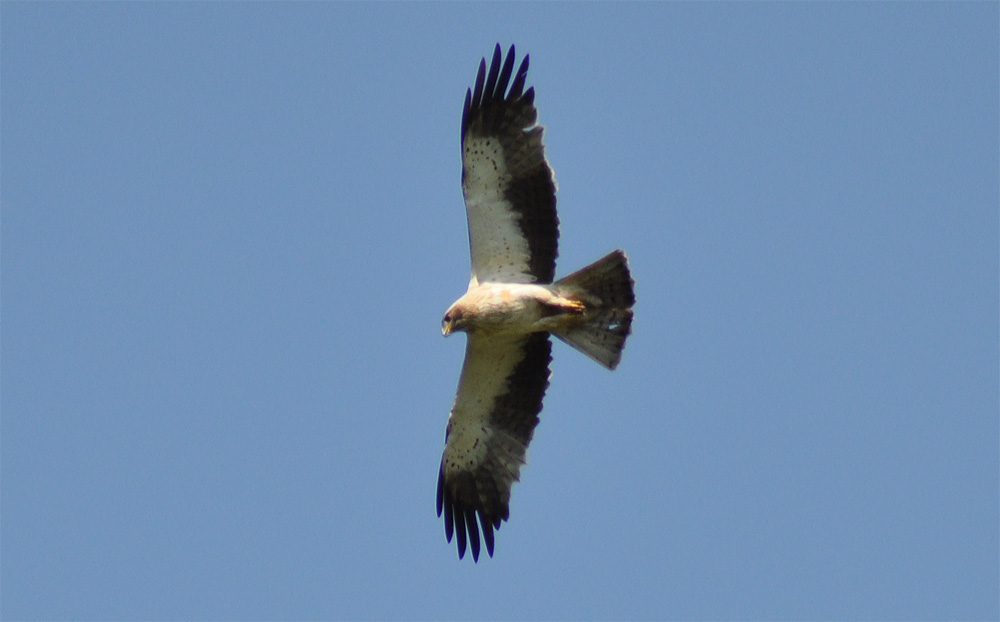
[552,250,635,370]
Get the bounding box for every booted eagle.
[437,44,635,561]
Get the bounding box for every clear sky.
[2,3,997,620]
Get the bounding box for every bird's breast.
[455,283,554,334]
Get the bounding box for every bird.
[437,44,636,561]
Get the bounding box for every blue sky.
[2,3,997,620]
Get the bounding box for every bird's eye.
[444,313,451,322]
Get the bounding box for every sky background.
[2,3,997,620]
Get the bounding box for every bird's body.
[443,282,584,337]
[436,44,635,561]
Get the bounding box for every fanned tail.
[552,250,635,370]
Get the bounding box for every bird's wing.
[461,44,559,286]
[437,331,552,561]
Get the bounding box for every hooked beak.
[441,318,453,337]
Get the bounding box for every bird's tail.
[551,249,635,370]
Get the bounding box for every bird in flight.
[437,44,636,561]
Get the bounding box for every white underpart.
[443,334,529,481]
[450,282,561,335]
[462,135,534,285]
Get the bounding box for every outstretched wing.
[437,332,552,561]
[461,43,559,286]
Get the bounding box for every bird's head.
[441,303,467,337]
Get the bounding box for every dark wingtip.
[471,57,487,111]
[461,88,471,142]
[509,53,530,99]
[482,519,495,558]
[443,493,454,543]
[467,509,481,562]
[439,471,507,561]
[522,86,535,107]
[455,508,468,559]
[483,44,502,103]
[496,45,516,100]
[436,466,445,517]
